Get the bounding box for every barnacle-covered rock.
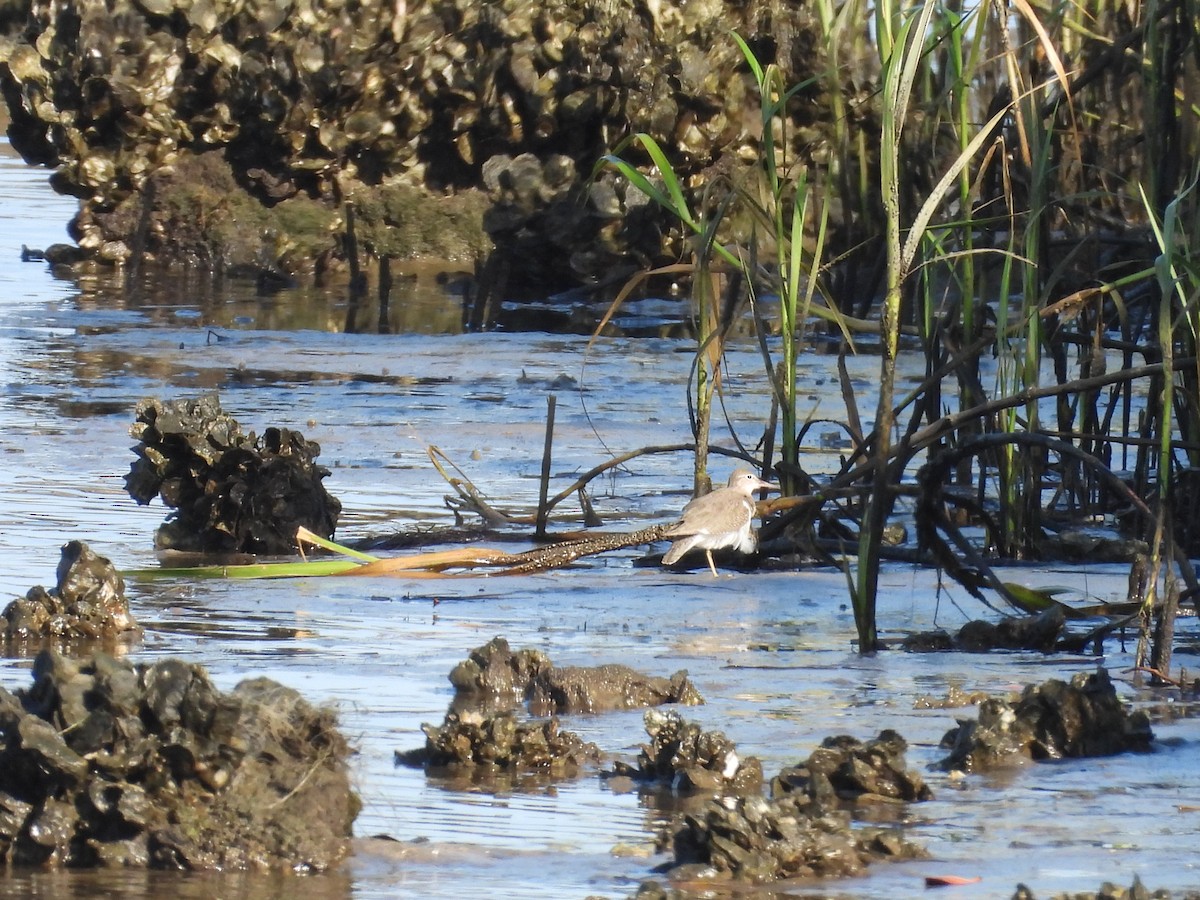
[641,727,930,885]
[529,663,704,716]
[3,541,140,652]
[0,650,356,870]
[448,636,551,703]
[124,393,341,554]
[348,181,491,262]
[771,730,933,805]
[670,792,927,883]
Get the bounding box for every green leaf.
[600,153,677,215]
[631,133,696,228]
[730,30,764,85]
[124,559,363,580]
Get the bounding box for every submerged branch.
[915,432,1198,605]
[313,525,672,577]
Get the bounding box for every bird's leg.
[705,549,719,578]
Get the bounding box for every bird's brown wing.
[663,490,730,537]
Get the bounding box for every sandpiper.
[662,469,776,576]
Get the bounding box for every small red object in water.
[925,874,982,887]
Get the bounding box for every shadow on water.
[2,141,1200,898]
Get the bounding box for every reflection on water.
[2,141,1200,898]
[58,242,716,338]
[75,262,476,335]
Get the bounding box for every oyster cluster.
[622,718,930,884]
[448,635,704,715]
[0,0,859,289]
[124,393,341,555]
[938,668,1154,772]
[772,730,933,805]
[397,708,602,775]
[609,708,764,795]
[670,794,926,883]
[0,649,355,870]
[3,541,140,651]
[397,638,705,786]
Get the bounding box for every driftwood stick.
[344,525,671,577]
[536,395,556,537]
[427,445,524,525]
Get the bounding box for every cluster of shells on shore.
[0,0,872,287]
[0,646,355,870]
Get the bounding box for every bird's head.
[726,469,777,495]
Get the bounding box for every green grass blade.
[599,153,681,218]
[730,30,763,84]
[295,529,380,562]
[901,101,1015,273]
[631,133,696,229]
[124,559,364,580]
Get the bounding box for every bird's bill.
[751,477,779,492]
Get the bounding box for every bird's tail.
[661,538,694,565]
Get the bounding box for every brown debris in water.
[124,394,341,555]
[449,636,704,715]
[938,668,1153,773]
[955,607,1066,653]
[901,607,1066,653]
[2,541,140,653]
[0,650,357,871]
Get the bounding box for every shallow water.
[1,138,1199,899]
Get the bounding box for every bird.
[661,469,777,576]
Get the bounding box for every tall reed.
[854,0,1014,651]
[730,33,834,494]
[602,39,846,494]
[598,1,1200,657]
[599,134,730,488]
